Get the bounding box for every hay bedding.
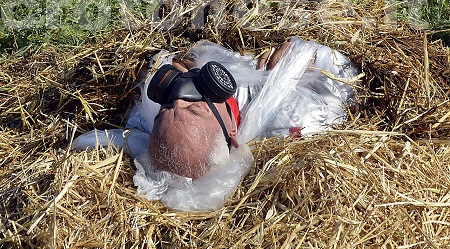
[1,0,450,248]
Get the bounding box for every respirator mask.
[147,61,237,148]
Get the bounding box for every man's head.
[150,99,238,179]
[146,60,239,179]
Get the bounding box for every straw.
[1,0,450,248]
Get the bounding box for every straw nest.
[1,0,450,248]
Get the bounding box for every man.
[72,38,357,210]
[73,38,357,198]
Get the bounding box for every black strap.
[204,97,231,149]
[225,101,232,118]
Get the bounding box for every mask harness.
[147,61,237,148]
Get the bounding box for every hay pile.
[1,0,450,248]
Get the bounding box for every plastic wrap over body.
[237,39,319,143]
[72,37,358,211]
[238,38,357,141]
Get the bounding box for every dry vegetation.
[1,0,450,248]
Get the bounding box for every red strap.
[226,97,240,127]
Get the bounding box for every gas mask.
[147,61,237,148]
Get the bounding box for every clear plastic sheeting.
[128,51,173,134]
[186,41,271,87]
[71,129,150,159]
[238,38,357,140]
[133,144,253,211]
[237,39,319,143]
[71,37,358,211]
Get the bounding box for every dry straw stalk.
[1,0,450,248]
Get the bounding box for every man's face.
[150,98,238,179]
[154,99,237,143]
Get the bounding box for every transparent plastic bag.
[238,37,357,141]
[71,129,150,159]
[237,38,318,142]
[186,41,270,86]
[133,144,253,211]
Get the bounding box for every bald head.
[150,99,238,179]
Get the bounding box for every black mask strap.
[225,101,232,118]
[204,97,231,149]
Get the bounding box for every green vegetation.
[423,0,450,29]
[0,0,160,53]
[0,0,106,52]
[422,0,450,45]
[0,0,448,54]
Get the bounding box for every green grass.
[0,0,101,52]
[0,0,448,55]
[0,0,160,53]
[423,0,450,29]
[421,0,450,45]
